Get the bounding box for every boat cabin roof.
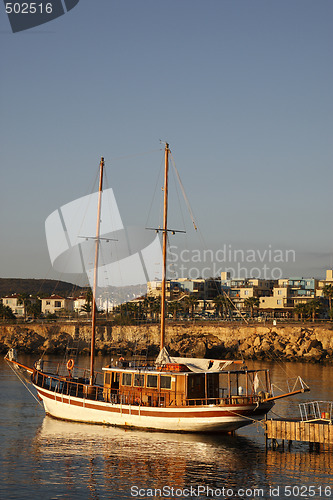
[102,365,268,375]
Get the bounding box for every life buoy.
[119,357,125,362]
[67,359,75,371]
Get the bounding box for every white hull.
[36,385,273,433]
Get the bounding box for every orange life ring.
[67,359,75,371]
[119,357,125,362]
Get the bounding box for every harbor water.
[1,355,333,500]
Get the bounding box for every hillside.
[0,278,85,297]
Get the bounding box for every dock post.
[265,416,268,451]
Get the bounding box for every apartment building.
[221,272,276,310]
[259,277,318,315]
[316,269,333,299]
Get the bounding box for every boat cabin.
[102,364,271,407]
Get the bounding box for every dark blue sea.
[1,355,333,499]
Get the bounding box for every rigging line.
[166,236,179,280]
[224,406,266,426]
[145,155,165,229]
[6,362,43,407]
[170,153,197,231]
[170,159,188,241]
[169,153,213,278]
[169,159,246,323]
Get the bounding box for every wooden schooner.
[5,145,309,432]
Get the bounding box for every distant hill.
[0,278,85,297]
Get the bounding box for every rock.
[273,340,285,353]
[284,347,296,359]
[260,340,272,352]
[253,336,262,347]
[304,347,324,362]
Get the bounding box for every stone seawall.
[1,322,333,363]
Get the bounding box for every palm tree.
[26,299,41,319]
[244,296,259,318]
[168,300,183,320]
[144,296,160,321]
[212,295,229,318]
[294,302,307,321]
[306,299,323,322]
[0,303,16,320]
[17,293,31,321]
[80,303,92,316]
[152,296,161,321]
[322,284,333,311]
[125,302,140,320]
[184,294,199,319]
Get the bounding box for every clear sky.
[1,0,332,285]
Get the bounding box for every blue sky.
[1,0,332,284]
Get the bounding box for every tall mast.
[160,143,169,350]
[90,156,104,385]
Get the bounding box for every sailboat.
[5,145,310,432]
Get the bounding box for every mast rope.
[145,155,165,230]
[5,362,43,407]
[223,407,266,428]
[170,153,197,231]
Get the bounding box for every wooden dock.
[265,418,333,450]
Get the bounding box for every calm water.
[1,355,333,500]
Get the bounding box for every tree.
[144,296,160,321]
[213,295,230,318]
[184,294,199,319]
[17,293,31,321]
[0,303,16,320]
[81,289,93,317]
[244,296,259,318]
[26,300,41,319]
[168,300,183,320]
[123,302,140,320]
[306,299,323,322]
[294,302,307,321]
[322,284,333,311]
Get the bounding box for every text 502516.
[5,3,53,14]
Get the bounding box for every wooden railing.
[32,370,104,401]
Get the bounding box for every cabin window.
[134,374,144,387]
[104,372,111,385]
[122,373,132,386]
[147,374,158,388]
[160,375,171,389]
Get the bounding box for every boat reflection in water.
[35,417,333,498]
[35,416,268,497]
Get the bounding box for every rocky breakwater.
[211,324,333,363]
[0,324,79,355]
[1,322,333,363]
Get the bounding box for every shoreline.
[1,321,333,363]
